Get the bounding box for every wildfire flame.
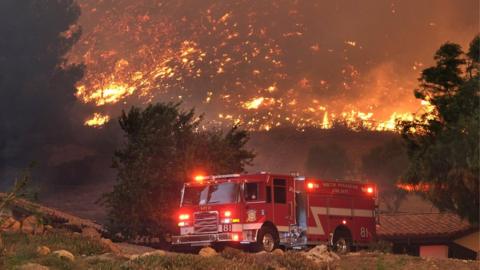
[84,113,110,127]
[70,1,428,131]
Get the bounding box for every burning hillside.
[69,0,477,131]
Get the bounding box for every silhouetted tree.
[400,35,479,224]
[305,143,353,179]
[361,139,408,213]
[100,102,254,239]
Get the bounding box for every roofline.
[378,226,479,242]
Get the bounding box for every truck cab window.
[273,178,286,203]
[245,183,259,201]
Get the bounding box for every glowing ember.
[84,113,110,127]
[243,97,265,110]
[69,1,447,131]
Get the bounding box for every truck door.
[272,178,295,232]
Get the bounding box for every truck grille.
[194,211,218,234]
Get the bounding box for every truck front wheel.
[254,226,279,252]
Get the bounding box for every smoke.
[0,0,120,190]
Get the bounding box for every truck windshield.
[182,182,239,206]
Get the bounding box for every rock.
[8,220,22,233]
[303,245,340,265]
[129,250,166,260]
[36,246,51,256]
[82,227,101,239]
[1,217,16,229]
[1,217,21,233]
[18,263,50,270]
[198,246,217,257]
[139,250,166,258]
[100,238,121,254]
[128,254,140,260]
[255,251,267,255]
[52,249,75,261]
[21,216,44,235]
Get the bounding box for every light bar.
[193,174,241,181]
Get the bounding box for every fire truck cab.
[172,172,377,252]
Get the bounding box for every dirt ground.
[339,252,479,270]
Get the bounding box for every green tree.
[361,139,408,213]
[305,143,353,179]
[100,102,254,239]
[400,35,479,224]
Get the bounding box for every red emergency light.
[194,175,205,182]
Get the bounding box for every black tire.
[253,226,279,252]
[332,231,352,254]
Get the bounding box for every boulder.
[36,246,51,256]
[100,238,121,254]
[303,245,340,265]
[44,225,54,232]
[198,246,217,257]
[1,216,21,233]
[18,263,50,270]
[272,249,284,256]
[52,250,75,261]
[139,250,166,258]
[0,216,16,230]
[130,250,166,260]
[21,216,44,235]
[8,220,21,233]
[82,226,101,239]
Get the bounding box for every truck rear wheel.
[332,227,352,254]
[254,226,279,252]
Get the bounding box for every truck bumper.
[172,232,239,245]
[172,232,256,246]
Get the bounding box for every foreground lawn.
[1,232,478,270]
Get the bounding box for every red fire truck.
[172,172,377,253]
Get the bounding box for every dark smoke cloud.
[0,1,120,190]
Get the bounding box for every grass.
[122,249,323,270]
[0,234,325,270]
[1,231,109,270]
[1,233,478,270]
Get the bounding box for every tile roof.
[377,213,476,240]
